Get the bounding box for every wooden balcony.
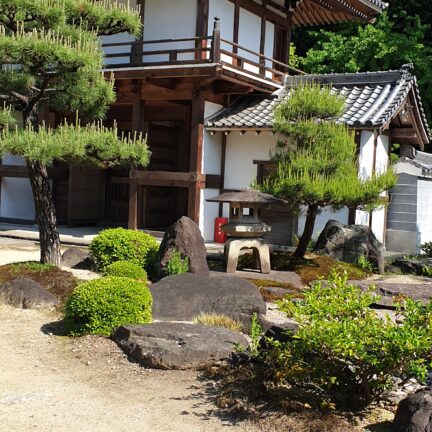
[101,19,304,89]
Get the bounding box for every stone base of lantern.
[224,238,271,274]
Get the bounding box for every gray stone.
[351,280,432,307]
[314,220,384,274]
[157,216,209,278]
[150,273,266,331]
[0,278,59,309]
[392,389,432,432]
[113,322,249,370]
[61,248,91,269]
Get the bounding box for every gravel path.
[0,305,257,432]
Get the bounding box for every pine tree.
[0,0,148,265]
[261,83,396,258]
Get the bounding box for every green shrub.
[264,271,432,407]
[357,255,374,273]
[193,313,243,332]
[103,260,147,281]
[421,242,432,257]
[165,250,189,276]
[64,276,152,336]
[89,228,159,271]
[250,312,263,358]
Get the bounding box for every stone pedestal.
[224,238,271,274]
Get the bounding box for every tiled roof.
[401,150,432,176]
[206,66,430,143]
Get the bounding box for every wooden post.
[188,91,205,223]
[128,81,145,230]
[196,0,209,60]
[211,17,221,63]
[286,11,293,68]
[259,0,267,77]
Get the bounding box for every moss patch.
[0,261,78,307]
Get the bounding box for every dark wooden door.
[144,122,188,229]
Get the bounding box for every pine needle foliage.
[262,83,396,257]
[0,0,146,265]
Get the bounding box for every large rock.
[150,273,266,331]
[113,322,249,370]
[157,216,209,277]
[314,220,384,274]
[351,280,432,307]
[61,248,91,269]
[392,389,432,432]
[0,278,59,309]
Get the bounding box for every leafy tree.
[0,0,149,265]
[261,84,396,258]
[296,7,432,123]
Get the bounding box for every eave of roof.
[205,66,431,146]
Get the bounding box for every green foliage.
[89,228,159,272]
[262,84,396,257]
[298,11,432,124]
[264,271,432,407]
[421,266,432,278]
[165,250,189,276]
[0,122,149,167]
[64,276,152,336]
[193,313,243,333]
[0,105,14,129]
[357,255,374,273]
[103,260,147,282]
[250,312,263,358]
[421,242,432,258]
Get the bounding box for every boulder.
[61,248,91,269]
[157,216,209,277]
[150,273,266,331]
[351,280,432,307]
[113,322,249,370]
[0,278,59,309]
[314,220,384,274]
[392,389,432,432]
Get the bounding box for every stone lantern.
[207,190,282,274]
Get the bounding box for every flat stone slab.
[350,278,432,307]
[150,273,266,331]
[113,322,249,370]
[0,278,59,309]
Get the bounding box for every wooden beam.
[141,82,194,100]
[390,128,418,140]
[128,82,145,230]
[188,91,205,223]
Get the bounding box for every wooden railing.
[101,18,304,84]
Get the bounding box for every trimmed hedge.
[103,260,148,281]
[64,276,152,336]
[89,228,159,271]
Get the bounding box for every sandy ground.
[0,304,257,432]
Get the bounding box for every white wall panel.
[417,178,432,247]
[0,154,35,220]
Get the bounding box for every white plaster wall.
[355,131,374,229]
[0,154,35,220]
[264,21,275,78]
[143,0,197,62]
[298,207,349,241]
[203,102,223,175]
[417,178,432,246]
[101,32,136,67]
[224,132,274,189]
[200,188,221,242]
[238,8,261,74]
[209,0,235,64]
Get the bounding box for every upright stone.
[157,216,209,277]
[393,389,432,432]
[314,220,385,274]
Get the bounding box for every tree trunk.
[27,160,62,265]
[23,106,61,266]
[293,204,318,258]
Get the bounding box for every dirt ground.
[0,304,259,432]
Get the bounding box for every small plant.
[421,242,432,257]
[357,255,375,273]
[193,313,243,333]
[103,260,147,282]
[421,266,432,278]
[250,312,263,358]
[165,250,189,276]
[89,228,159,271]
[64,276,152,336]
[11,261,54,273]
[264,271,432,407]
